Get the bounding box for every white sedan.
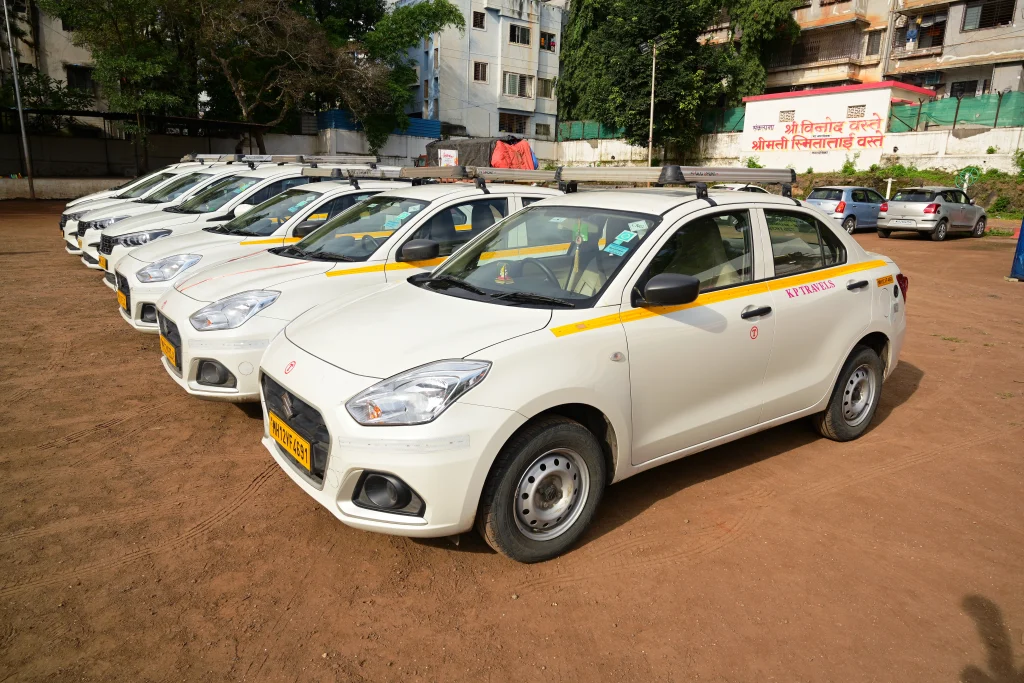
[256,166,909,562]
[114,177,408,333]
[154,182,561,402]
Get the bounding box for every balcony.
[766,26,863,71]
[792,0,872,29]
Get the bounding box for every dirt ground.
[1,200,1023,683]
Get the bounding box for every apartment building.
[0,3,101,106]
[399,0,566,140]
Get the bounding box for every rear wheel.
[877,229,891,238]
[930,220,948,241]
[971,217,986,238]
[813,345,884,442]
[477,416,607,563]
[842,216,857,234]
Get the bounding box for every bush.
[991,196,1011,213]
[987,146,998,154]
[869,164,880,173]
[745,156,763,169]
[841,152,860,175]
[805,167,813,174]
[1013,149,1024,176]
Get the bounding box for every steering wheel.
[493,258,561,289]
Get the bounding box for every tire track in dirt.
[0,464,279,598]
[34,399,177,451]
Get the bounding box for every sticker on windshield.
[628,220,648,232]
[408,205,422,213]
[383,216,402,229]
[604,243,629,257]
[615,230,638,243]
[549,217,567,223]
[397,211,411,219]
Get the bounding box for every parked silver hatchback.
[877,186,987,241]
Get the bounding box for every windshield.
[428,206,660,307]
[116,172,175,199]
[808,188,843,201]
[139,172,214,204]
[174,175,260,214]
[287,195,429,261]
[220,188,326,236]
[891,189,936,202]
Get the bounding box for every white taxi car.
[257,166,909,562]
[154,174,560,402]
[90,159,319,284]
[76,163,244,270]
[115,172,407,333]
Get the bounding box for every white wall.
[319,129,434,166]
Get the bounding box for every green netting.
[558,120,627,140]
[701,106,746,133]
[888,92,1024,132]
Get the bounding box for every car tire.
[877,229,891,238]
[813,345,884,442]
[930,220,948,241]
[842,216,857,234]
[971,217,986,238]
[476,416,607,563]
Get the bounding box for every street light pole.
[3,0,35,199]
[647,41,656,167]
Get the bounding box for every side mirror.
[292,221,321,238]
[399,239,440,262]
[641,273,701,307]
[233,203,253,218]
[969,198,976,205]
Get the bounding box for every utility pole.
[640,34,668,167]
[3,0,35,199]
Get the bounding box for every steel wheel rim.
[513,448,590,541]
[842,363,877,427]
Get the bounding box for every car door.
[864,189,885,227]
[850,189,871,227]
[620,208,775,465]
[959,190,980,227]
[941,190,965,227]
[758,208,873,422]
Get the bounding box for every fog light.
[196,359,237,388]
[354,472,425,516]
[141,304,157,323]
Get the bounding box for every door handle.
[847,280,869,290]
[740,305,772,319]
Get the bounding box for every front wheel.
[476,416,607,563]
[931,220,948,241]
[813,345,884,442]
[971,217,986,238]
[877,229,891,239]
[842,216,857,234]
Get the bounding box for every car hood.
[81,200,174,222]
[65,196,130,216]
[285,281,552,379]
[174,250,335,303]
[130,228,240,264]
[104,210,203,236]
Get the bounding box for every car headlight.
[345,360,491,426]
[136,254,202,283]
[94,215,130,229]
[67,211,87,222]
[189,290,280,331]
[114,229,172,248]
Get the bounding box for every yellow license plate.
[159,335,176,367]
[99,255,108,270]
[77,238,82,248]
[117,290,127,311]
[268,411,311,471]
[876,274,894,287]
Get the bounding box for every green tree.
[0,67,95,132]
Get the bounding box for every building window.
[535,123,551,137]
[499,113,529,135]
[423,79,429,95]
[502,72,534,98]
[866,31,882,56]
[472,11,485,29]
[779,110,795,122]
[537,78,554,98]
[541,31,557,52]
[65,65,95,93]
[950,80,979,98]
[433,47,438,63]
[962,0,1015,30]
[847,104,866,118]
[509,24,531,45]
[473,61,488,82]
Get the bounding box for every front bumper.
[155,289,286,402]
[79,230,103,269]
[63,220,82,254]
[117,255,167,333]
[258,338,526,538]
[877,217,938,232]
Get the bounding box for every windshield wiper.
[491,291,576,308]
[430,274,490,296]
[302,250,354,262]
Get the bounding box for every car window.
[765,210,847,278]
[641,211,753,294]
[891,189,934,202]
[407,197,508,257]
[851,190,868,202]
[433,206,660,306]
[175,175,261,214]
[314,192,378,223]
[521,196,546,207]
[248,176,313,205]
[866,190,885,204]
[139,172,214,204]
[116,172,176,199]
[958,191,971,204]
[291,196,430,262]
[219,188,326,237]
[807,188,843,201]
[940,190,957,204]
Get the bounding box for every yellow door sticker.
[876,274,894,287]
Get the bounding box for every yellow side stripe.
[479,239,607,262]
[239,238,284,246]
[550,259,887,338]
[323,257,447,278]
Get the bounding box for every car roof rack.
[181,153,246,164]
[304,154,378,166]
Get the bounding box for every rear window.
[891,189,936,203]
[808,189,843,201]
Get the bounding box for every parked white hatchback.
[115,174,407,333]
[257,166,909,562]
[154,178,561,402]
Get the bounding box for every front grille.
[81,252,98,265]
[116,272,132,314]
[262,374,330,487]
[76,222,90,237]
[100,234,115,255]
[60,214,67,229]
[104,272,116,285]
[157,312,182,371]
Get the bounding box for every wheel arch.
[504,403,619,485]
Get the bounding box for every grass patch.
[997,392,1016,399]
[987,228,1017,236]
[932,334,966,343]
